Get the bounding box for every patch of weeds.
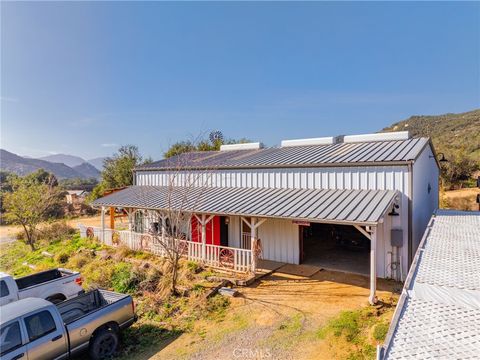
[317,305,396,359]
[373,322,389,341]
[118,320,182,358]
[206,295,230,321]
[186,261,202,274]
[191,283,204,293]
[318,310,361,342]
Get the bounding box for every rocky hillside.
[382,109,480,165]
[0,149,100,179]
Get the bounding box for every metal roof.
[92,186,398,225]
[136,137,430,171]
[381,210,480,359]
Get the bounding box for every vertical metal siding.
[136,165,411,278]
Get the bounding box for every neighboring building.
[65,190,89,204]
[380,210,480,359]
[89,131,440,304]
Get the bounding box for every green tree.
[89,145,150,201]
[3,176,62,250]
[164,135,252,158]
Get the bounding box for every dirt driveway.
[0,215,103,244]
[147,270,400,360]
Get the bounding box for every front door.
[219,216,229,247]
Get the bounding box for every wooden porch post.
[201,214,207,260]
[160,213,166,243]
[369,226,377,305]
[242,217,267,273]
[109,207,115,229]
[250,218,257,272]
[194,214,215,262]
[100,206,105,243]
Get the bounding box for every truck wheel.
[89,329,119,359]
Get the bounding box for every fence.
[78,224,252,273]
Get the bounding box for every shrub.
[111,263,145,294]
[67,252,92,269]
[40,222,76,243]
[55,251,70,264]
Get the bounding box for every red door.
[191,216,221,245]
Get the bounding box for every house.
[65,190,89,204]
[87,131,439,304]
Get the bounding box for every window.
[0,322,22,355]
[0,281,9,298]
[24,311,56,341]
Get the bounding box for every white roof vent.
[343,131,410,143]
[281,136,342,147]
[220,142,263,151]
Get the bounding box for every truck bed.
[57,289,129,324]
[15,268,75,290]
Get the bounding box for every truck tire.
[89,328,119,359]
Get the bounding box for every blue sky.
[1,1,479,160]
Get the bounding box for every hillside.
[72,162,101,179]
[39,153,86,168]
[87,156,107,171]
[0,149,98,179]
[382,109,480,165]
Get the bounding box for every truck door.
[23,309,68,360]
[0,321,28,360]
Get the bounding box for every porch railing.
[78,224,252,273]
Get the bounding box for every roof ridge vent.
[220,142,263,151]
[281,136,343,147]
[343,131,410,143]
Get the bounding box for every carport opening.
[300,223,370,276]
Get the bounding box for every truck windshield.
[0,321,22,355]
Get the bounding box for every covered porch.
[86,185,399,304]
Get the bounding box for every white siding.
[258,219,300,264]
[412,146,439,252]
[135,162,433,279]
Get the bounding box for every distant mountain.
[39,153,86,168]
[382,109,480,166]
[87,157,107,171]
[1,149,91,179]
[72,162,101,179]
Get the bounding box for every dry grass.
[442,188,480,211]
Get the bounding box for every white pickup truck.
[0,268,84,306]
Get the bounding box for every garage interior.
[300,223,370,275]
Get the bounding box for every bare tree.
[134,137,215,295]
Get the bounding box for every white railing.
[78,224,252,273]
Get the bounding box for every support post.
[160,213,166,243]
[109,207,115,229]
[241,217,266,273]
[100,206,105,243]
[369,226,377,305]
[201,214,207,261]
[250,218,257,272]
